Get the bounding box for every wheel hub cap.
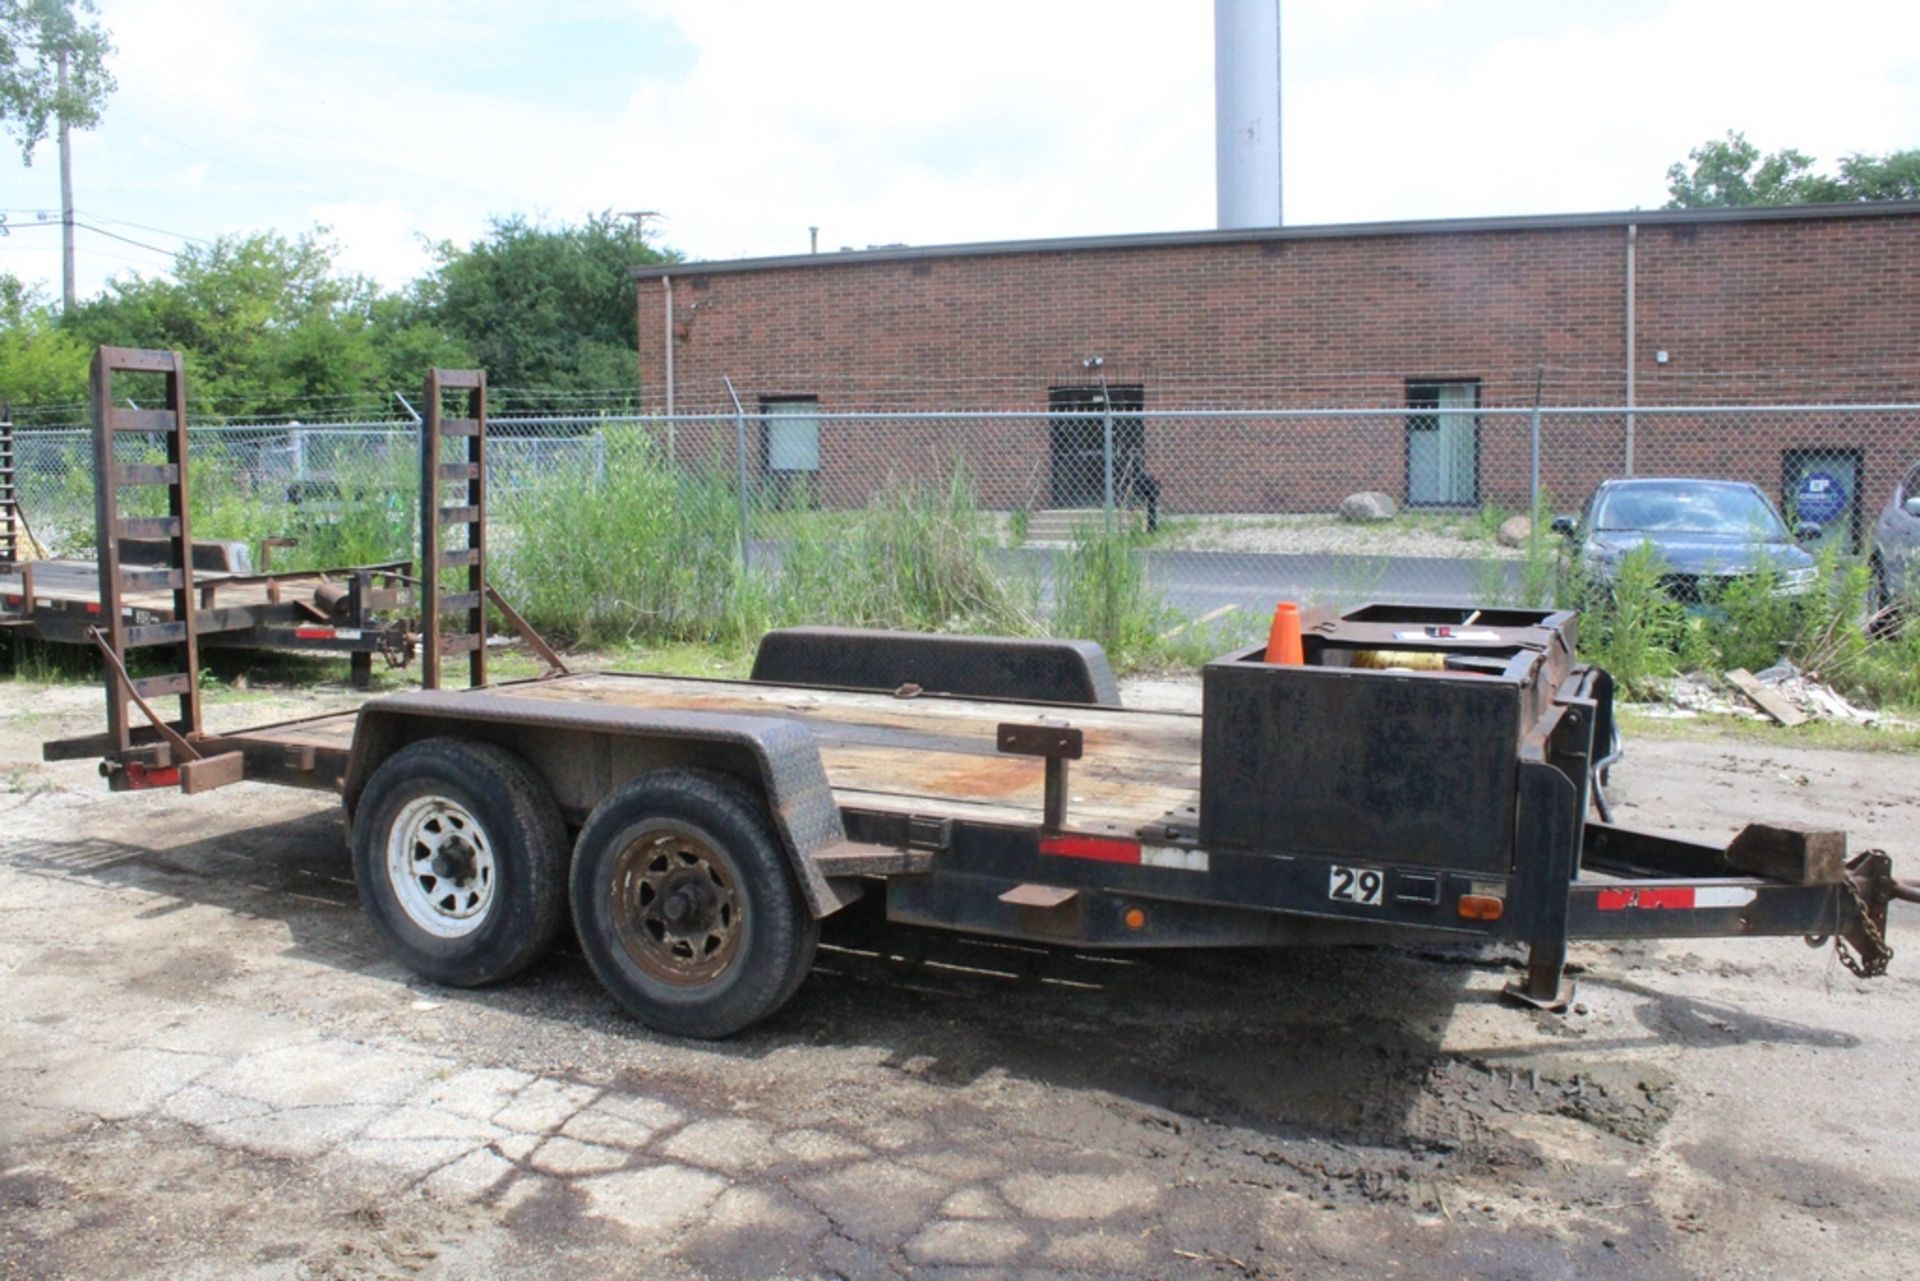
[386,796,496,939]
[610,826,743,986]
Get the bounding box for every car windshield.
[1594,483,1787,538]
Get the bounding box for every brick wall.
[635,209,1920,517]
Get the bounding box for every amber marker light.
[1457,895,1504,922]
[1124,907,1148,930]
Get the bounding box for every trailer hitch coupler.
[1836,850,1911,978]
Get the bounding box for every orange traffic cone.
[1264,601,1304,665]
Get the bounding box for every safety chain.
[1836,849,1894,979]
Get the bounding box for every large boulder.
[1338,491,1397,523]
[1496,515,1532,548]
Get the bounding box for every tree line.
[0,214,675,420]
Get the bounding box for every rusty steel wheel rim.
[610,823,744,986]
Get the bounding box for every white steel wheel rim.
[386,794,497,938]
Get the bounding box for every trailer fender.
[751,626,1122,706]
[340,691,861,917]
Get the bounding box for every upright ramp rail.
[420,369,488,689]
[0,407,18,566]
[0,408,29,624]
[89,347,205,759]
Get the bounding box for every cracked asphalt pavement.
[2,680,1919,1279]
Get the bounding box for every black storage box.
[1198,604,1578,874]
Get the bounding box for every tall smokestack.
[1214,0,1282,229]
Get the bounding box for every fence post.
[1528,364,1544,519]
[724,377,752,573]
[1100,379,1116,534]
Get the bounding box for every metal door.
[1048,386,1144,508]
[1406,381,1479,507]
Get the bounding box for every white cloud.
[307,200,440,288]
[3,0,1915,302]
[608,0,1214,254]
[1283,0,1920,223]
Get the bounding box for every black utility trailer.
[46,352,1918,1038]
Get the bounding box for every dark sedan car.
[1553,478,1820,602]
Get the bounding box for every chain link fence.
[9,401,1919,673]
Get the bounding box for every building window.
[1405,380,1479,507]
[1046,384,1145,508]
[760,397,820,510]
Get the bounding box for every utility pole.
[57,45,76,312]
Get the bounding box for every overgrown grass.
[193,447,417,571]
[497,443,1037,650]
[497,434,753,647]
[772,467,1039,636]
[1618,708,1920,753]
[45,436,417,571]
[2,636,96,684]
[1053,519,1169,667]
[1572,543,1698,698]
[1567,540,1920,712]
[1474,500,1508,543]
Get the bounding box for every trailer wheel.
[352,738,568,987]
[569,770,818,1039]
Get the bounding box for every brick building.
[631,203,1920,529]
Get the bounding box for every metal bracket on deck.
[996,722,1083,833]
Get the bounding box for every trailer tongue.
[42,351,1919,1037]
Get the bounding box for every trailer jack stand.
[1504,949,1574,1013]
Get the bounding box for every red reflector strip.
[294,627,335,639]
[1597,887,1696,911]
[1039,834,1142,864]
[124,763,181,790]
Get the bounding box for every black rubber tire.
[570,769,819,1039]
[1867,558,1903,639]
[351,737,569,987]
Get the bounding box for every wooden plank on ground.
[1726,668,1808,727]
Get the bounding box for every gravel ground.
[1156,514,1528,560]
[2,676,1918,1280]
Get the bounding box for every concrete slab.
[577,1163,727,1234]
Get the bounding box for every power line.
[3,219,178,256]
[80,211,213,246]
[74,222,177,257]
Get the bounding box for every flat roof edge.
[632,201,1920,280]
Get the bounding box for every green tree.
[59,229,467,417]
[0,271,89,409]
[1665,130,1920,208]
[0,0,114,163]
[1835,149,1920,201]
[1664,131,1846,208]
[423,212,676,401]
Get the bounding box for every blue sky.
[3,0,1917,299]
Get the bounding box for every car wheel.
[352,738,569,987]
[570,769,819,1039]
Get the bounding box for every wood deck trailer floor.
[221,671,1205,833]
[2,558,356,619]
